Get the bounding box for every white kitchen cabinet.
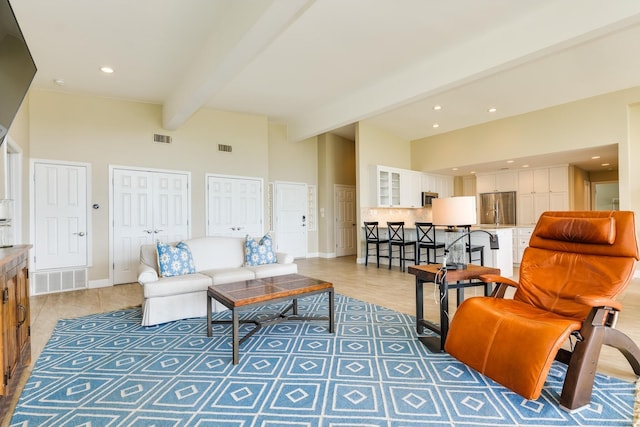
[514,227,534,263]
[401,170,422,208]
[375,166,401,207]
[421,173,437,193]
[549,166,568,192]
[517,165,568,225]
[476,174,496,194]
[518,192,551,225]
[422,173,453,198]
[549,191,568,211]
[476,171,517,193]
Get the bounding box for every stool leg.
[365,243,369,266]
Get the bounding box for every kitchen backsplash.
[361,207,433,225]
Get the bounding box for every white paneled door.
[33,162,88,270]
[112,168,190,284]
[206,175,263,237]
[274,182,307,258]
[335,185,356,257]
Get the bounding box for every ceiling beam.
[287,1,640,142]
[162,0,315,130]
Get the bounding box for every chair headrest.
[529,211,639,260]
[536,216,615,244]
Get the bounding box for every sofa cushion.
[244,234,276,266]
[248,262,298,279]
[200,268,256,285]
[157,242,196,277]
[142,273,212,298]
[185,236,246,271]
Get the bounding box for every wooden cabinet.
[0,246,31,424]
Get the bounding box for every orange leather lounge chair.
[445,210,640,410]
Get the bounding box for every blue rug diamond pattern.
[10,293,636,426]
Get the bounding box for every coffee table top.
[208,273,333,307]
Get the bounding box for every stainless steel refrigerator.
[479,191,516,226]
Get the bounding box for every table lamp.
[432,196,477,269]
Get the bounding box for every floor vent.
[32,268,88,295]
[218,144,232,152]
[153,134,172,144]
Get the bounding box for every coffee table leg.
[232,308,239,364]
[293,298,298,315]
[415,277,424,334]
[328,289,335,333]
[207,295,212,337]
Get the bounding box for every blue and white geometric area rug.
[11,294,635,427]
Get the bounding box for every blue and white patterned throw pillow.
[245,234,276,266]
[157,241,196,277]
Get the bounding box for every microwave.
[422,192,438,206]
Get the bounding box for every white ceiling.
[10,0,640,174]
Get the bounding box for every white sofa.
[137,236,297,326]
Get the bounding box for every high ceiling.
[10,0,640,173]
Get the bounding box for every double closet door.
[206,174,263,237]
[112,168,190,284]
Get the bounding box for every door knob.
[73,232,86,237]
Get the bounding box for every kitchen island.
[361,225,513,276]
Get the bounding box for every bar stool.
[463,225,484,265]
[364,222,388,267]
[415,222,444,264]
[387,222,416,272]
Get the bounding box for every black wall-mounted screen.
[0,0,36,144]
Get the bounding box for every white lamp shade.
[432,196,477,226]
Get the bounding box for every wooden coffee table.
[206,274,334,364]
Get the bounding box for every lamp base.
[444,262,467,270]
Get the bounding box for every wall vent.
[32,268,88,295]
[153,134,172,144]
[218,144,232,153]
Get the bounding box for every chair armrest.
[276,252,294,264]
[479,274,519,288]
[575,294,622,311]
[137,263,159,284]
[479,274,519,298]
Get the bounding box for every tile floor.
[5,256,640,425]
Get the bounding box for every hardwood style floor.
[5,256,640,425]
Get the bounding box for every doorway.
[334,184,356,256]
[592,182,619,211]
[32,160,90,271]
[273,182,307,258]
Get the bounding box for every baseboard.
[317,252,336,259]
[88,279,111,289]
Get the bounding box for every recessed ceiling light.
[451,167,458,171]
[488,107,497,113]
[601,163,610,166]
[433,105,442,111]
[54,79,65,86]
[100,66,114,74]
[432,123,439,128]
[506,160,514,163]
[522,164,529,168]
[470,171,476,174]
[591,156,601,160]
